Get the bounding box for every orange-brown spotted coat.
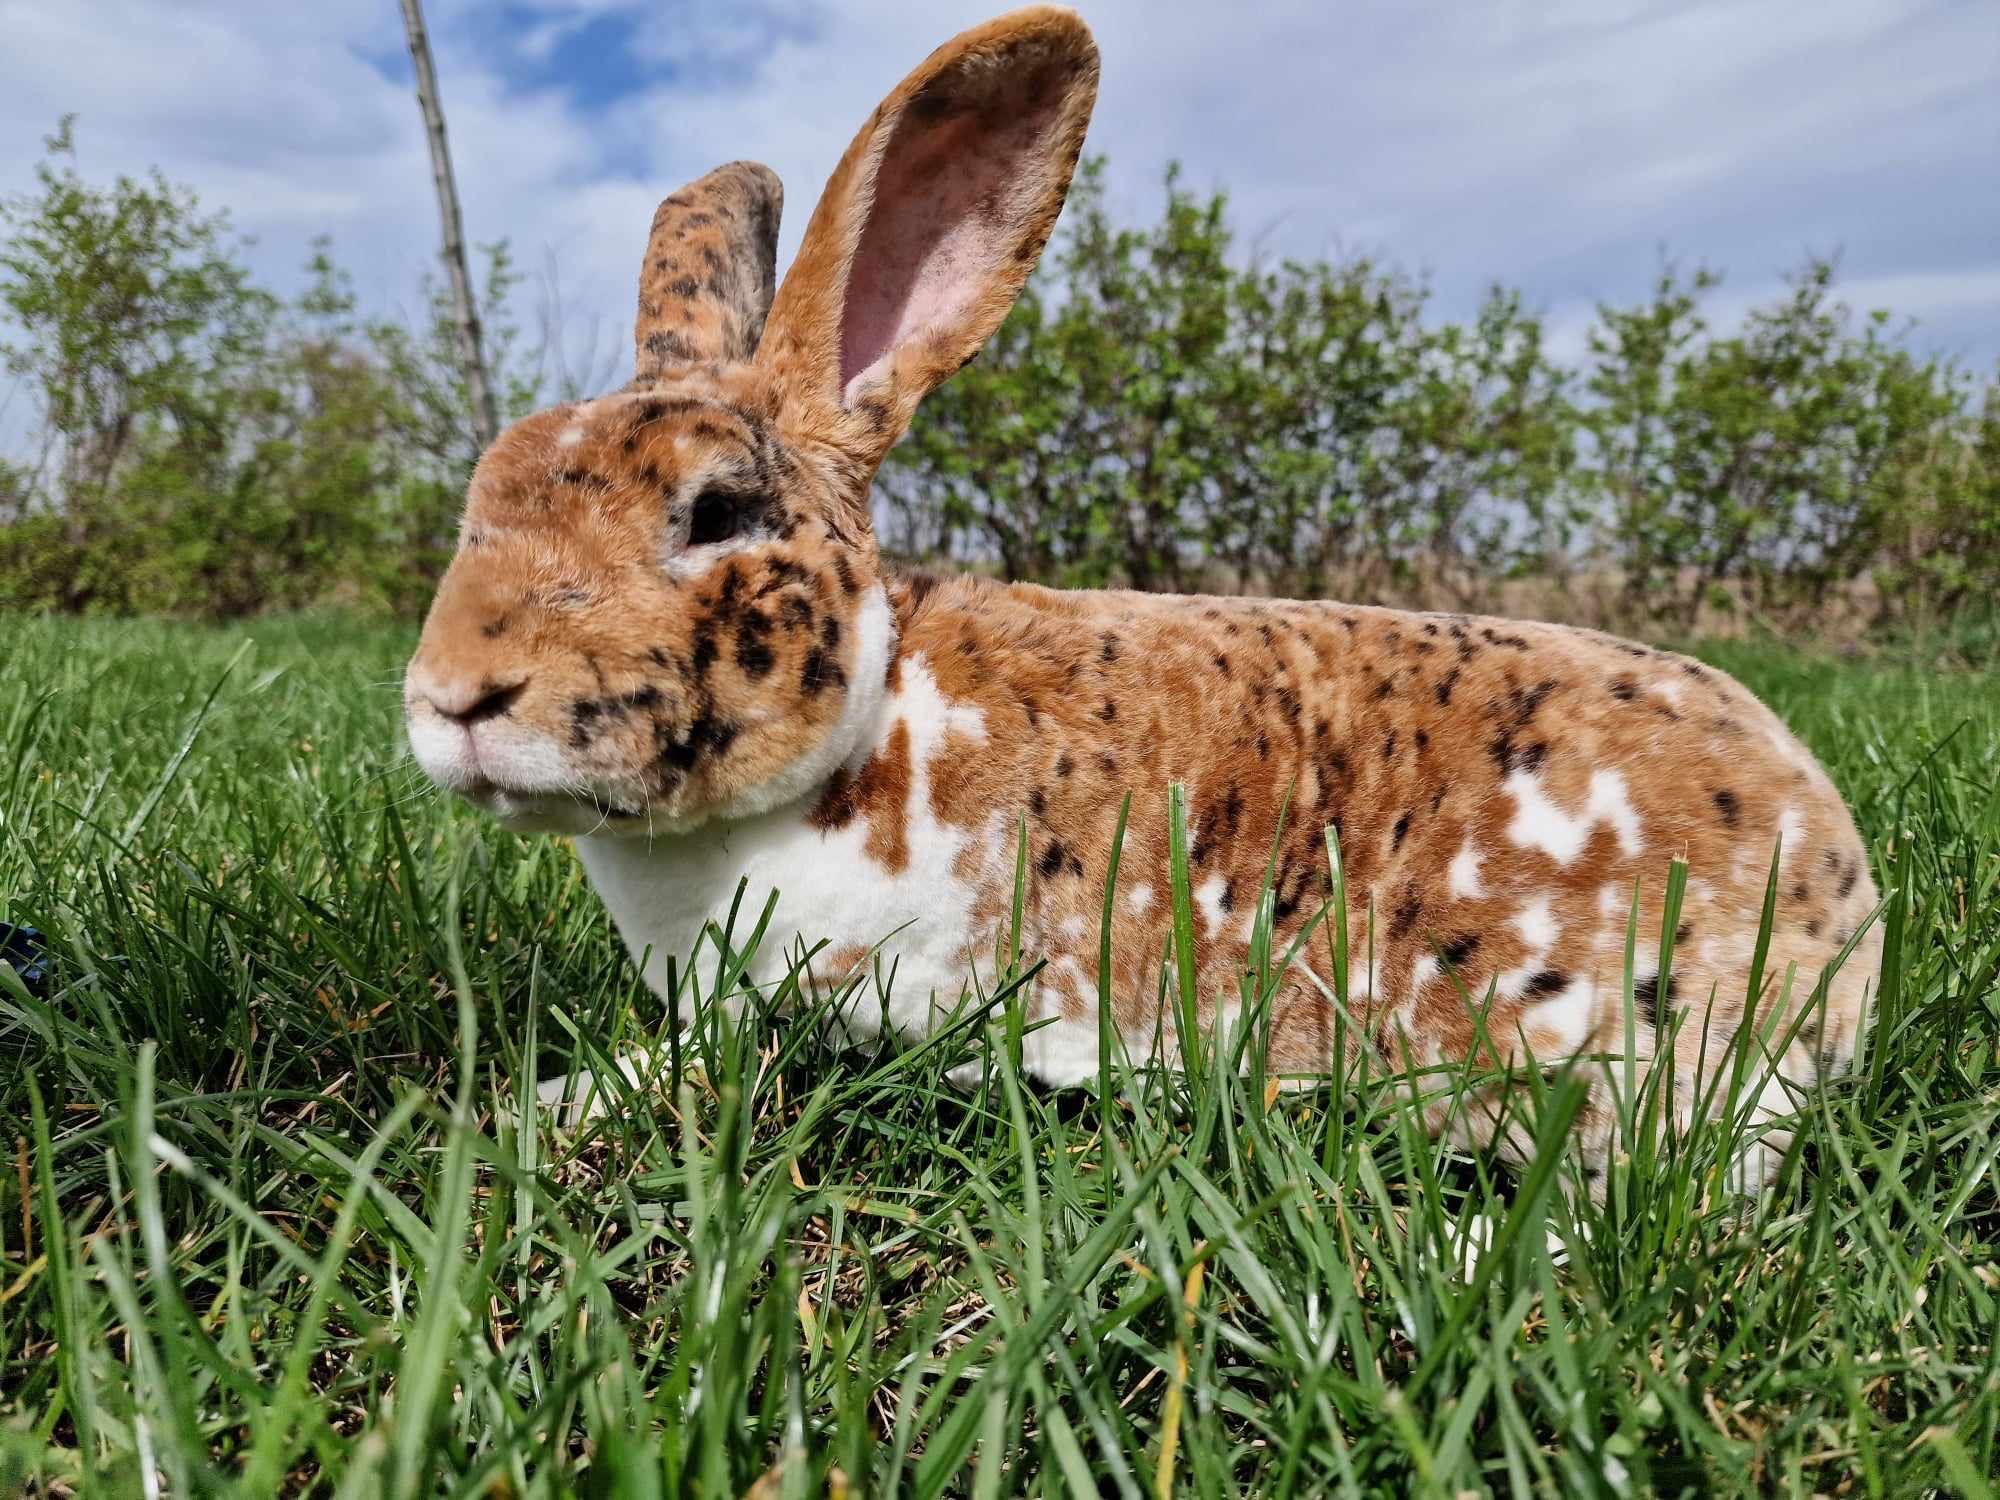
[404,7,1880,1187]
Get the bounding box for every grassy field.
[0,612,1996,1497]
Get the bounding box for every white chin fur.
[407,705,635,835]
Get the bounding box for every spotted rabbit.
[404,6,1879,1190]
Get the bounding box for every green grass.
[1,612,1997,1497]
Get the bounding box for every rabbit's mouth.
[405,684,654,832]
[461,777,650,834]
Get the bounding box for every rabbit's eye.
[687,490,740,547]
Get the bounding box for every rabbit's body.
[577,568,1879,1113]
[404,7,1880,1186]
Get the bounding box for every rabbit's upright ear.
[757,6,1097,459]
[634,161,783,379]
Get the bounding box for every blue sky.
[2,0,1996,395]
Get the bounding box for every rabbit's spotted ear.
[634,161,784,379]
[757,6,1097,458]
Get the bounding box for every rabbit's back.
[880,573,1879,1105]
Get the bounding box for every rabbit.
[403,6,1881,1191]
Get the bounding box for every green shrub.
[3,130,1996,634]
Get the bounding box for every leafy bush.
[879,163,1583,606]
[0,123,533,617]
[3,130,1996,634]
[1583,260,1974,631]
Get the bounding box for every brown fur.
[874,576,1878,1087]
[634,160,782,376]
[405,7,1878,1185]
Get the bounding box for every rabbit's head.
[405,8,1097,834]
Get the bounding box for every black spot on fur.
[1100,632,1121,664]
[1609,677,1638,702]
[1055,753,1074,777]
[1441,933,1479,968]
[688,632,718,680]
[1712,789,1740,827]
[1038,840,1068,878]
[1632,973,1675,1027]
[1837,859,1860,899]
[643,330,696,364]
[658,711,739,773]
[800,648,846,696]
[735,634,774,678]
[1435,668,1459,706]
[1390,885,1423,940]
[1098,699,1117,721]
[1522,970,1569,1000]
[1392,812,1411,849]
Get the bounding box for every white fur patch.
[1128,884,1154,915]
[1775,804,1805,865]
[663,533,765,581]
[1493,896,1559,1000]
[1021,1011,1111,1085]
[577,635,1003,1052]
[1588,770,1644,857]
[1523,976,1598,1057]
[1195,874,1229,935]
[1448,839,1486,899]
[1504,768,1644,865]
[1512,896,1559,951]
[1408,954,1441,1001]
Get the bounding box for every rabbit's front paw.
[945,1058,987,1092]
[533,1051,657,1130]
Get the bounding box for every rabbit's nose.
[428,678,529,726]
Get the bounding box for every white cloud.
[1,0,1994,420]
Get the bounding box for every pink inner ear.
[839,77,1062,397]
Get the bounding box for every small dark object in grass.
[0,923,50,998]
